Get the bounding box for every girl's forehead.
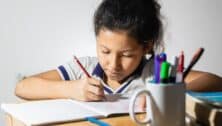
[96,29,143,51]
[96,29,138,44]
[97,28,128,37]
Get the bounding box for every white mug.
[129,83,185,126]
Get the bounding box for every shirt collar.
[91,57,152,94]
[92,63,104,78]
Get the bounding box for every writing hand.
[77,77,105,101]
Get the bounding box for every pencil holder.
[129,82,185,126]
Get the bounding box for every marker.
[176,51,184,83]
[183,48,204,80]
[86,117,110,126]
[159,52,167,62]
[169,56,178,83]
[154,55,160,83]
[159,52,167,83]
[160,61,170,83]
[178,51,184,73]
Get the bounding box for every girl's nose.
[109,55,120,70]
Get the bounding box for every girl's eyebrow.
[122,48,134,52]
[99,44,135,52]
[121,47,138,52]
[100,44,109,49]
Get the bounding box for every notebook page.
[1,99,102,125]
[71,94,143,116]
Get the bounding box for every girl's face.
[96,29,151,83]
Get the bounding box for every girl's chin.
[107,75,126,83]
[108,77,123,81]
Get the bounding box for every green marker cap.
[160,61,170,79]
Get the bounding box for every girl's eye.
[122,53,133,57]
[101,50,109,54]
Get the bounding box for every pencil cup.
[129,82,185,126]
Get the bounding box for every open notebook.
[1,94,142,126]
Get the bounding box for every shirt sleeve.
[56,57,98,80]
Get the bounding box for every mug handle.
[129,89,151,125]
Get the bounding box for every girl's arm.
[15,70,105,101]
[185,70,222,92]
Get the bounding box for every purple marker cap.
[159,52,167,62]
[154,55,160,83]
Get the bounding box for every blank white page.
[1,99,102,125]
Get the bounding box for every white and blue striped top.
[57,56,154,95]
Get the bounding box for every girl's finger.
[87,83,105,96]
[86,91,104,101]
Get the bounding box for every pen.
[86,117,110,126]
[73,56,91,77]
[183,48,204,80]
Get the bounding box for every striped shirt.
[57,56,154,95]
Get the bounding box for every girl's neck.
[104,75,122,90]
[106,79,121,90]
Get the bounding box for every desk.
[5,95,212,126]
[5,113,145,126]
[5,113,202,126]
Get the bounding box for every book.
[187,91,222,107]
[1,94,142,126]
[186,91,222,126]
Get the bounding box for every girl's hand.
[72,77,105,101]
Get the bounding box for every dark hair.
[94,0,163,52]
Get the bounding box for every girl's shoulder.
[75,56,99,71]
[59,56,99,80]
[78,56,98,65]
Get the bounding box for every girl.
[15,0,222,101]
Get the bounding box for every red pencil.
[74,56,107,101]
[73,56,91,77]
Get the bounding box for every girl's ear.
[143,41,154,55]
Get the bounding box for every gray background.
[0,0,221,125]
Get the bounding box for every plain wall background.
[0,0,221,125]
